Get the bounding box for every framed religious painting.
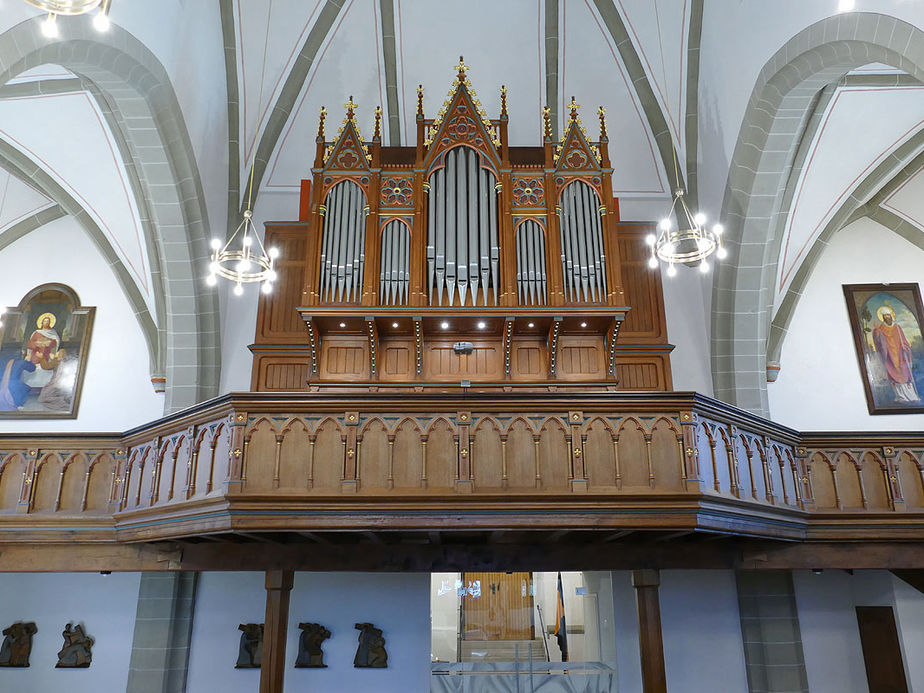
[0,284,95,418]
[843,283,924,415]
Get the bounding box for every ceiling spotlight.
[527,322,535,328]
[339,322,346,328]
[476,321,486,329]
[440,321,449,329]
[392,322,399,328]
[580,322,587,328]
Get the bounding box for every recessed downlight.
[580,322,588,328]
[392,322,399,328]
[339,322,346,328]
[527,322,535,328]
[477,321,487,329]
[440,321,449,329]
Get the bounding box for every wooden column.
[632,568,666,693]
[260,569,294,693]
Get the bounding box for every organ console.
[251,58,673,392]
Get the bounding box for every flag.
[554,572,568,662]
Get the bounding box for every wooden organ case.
[251,59,672,392]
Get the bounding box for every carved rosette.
[441,104,487,149]
[380,176,413,207]
[512,177,544,207]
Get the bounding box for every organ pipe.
[380,220,410,305]
[516,220,547,305]
[320,180,367,302]
[426,147,499,306]
[559,181,606,303]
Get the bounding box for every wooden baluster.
[273,435,283,489]
[533,435,542,489]
[612,434,621,489]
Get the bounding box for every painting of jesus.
[844,283,924,415]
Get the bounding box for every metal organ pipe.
[379,220,409,305]
[426,146,499,306]
[559,181,606,303]
[319,180,367,302]
[515,220,547,305]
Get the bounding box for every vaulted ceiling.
[1,1,924,416]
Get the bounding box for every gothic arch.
[712,12,924,415]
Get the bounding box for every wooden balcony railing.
[0,392,922,545]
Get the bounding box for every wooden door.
[462,572,534,640]
[855,606,909,693]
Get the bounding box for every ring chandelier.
[645,186,727,277]
[206,0,279,296]
[26,0,112,36]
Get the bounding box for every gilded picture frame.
[843,283,924,415]
[0,284,95,419]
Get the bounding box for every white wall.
[769,218,924,430]
[285,572,430,693]
[187,571,265,693]
[660,569,748,693]
[0,571,140,693]
[187,571,430,693]
[0,216,163,431]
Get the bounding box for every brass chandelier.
[26,0,112,36]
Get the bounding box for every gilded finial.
[417,84,424,117]
[598,105,607,140]
[568,96,580,122]
[455,55,469,80]
[542,106,551,139]
[317,106,327,139]
[345,95,357,121]
[373,105,382,140]
[500,85,508,117]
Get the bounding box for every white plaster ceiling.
[0,90,154,314]
[234,0,328,193]
[564,0,667,195]
[882,163,924,229]
[0,166,53,232]
[774,85,924,308]
[261,0,384,192]
[615,0,689,155]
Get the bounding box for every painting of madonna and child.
[0,284,94,418]
[844,283,924,415]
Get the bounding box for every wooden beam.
[260,569,294,693]
[632,569,666,693]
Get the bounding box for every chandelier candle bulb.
[233,284,244,296]
[261,283,273,294]
[41,13,58,38]
[699,261,710,274]
[93,10,109,31]
[667,264,677,277]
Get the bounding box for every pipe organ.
[251,58,673,392]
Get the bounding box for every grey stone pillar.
[736,570,808,693]
[126,572,198,693]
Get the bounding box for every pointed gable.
[424,57,501,173]
[554,116,602,175]
[323,98,372,174]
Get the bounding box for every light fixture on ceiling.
[28,0,112,34]
[644,3,725,277]
[645,183,726,275]
[837,0,855,11]
[206,0,279,295]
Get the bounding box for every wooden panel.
[472,423,503,489]
[358,421,389,490]
[558,337,605,379]
[809,455,837,509]
[381,343,412,378]
[86,456,113,511]
[835,455,864,510]
[898,454,924,509]
[425,420,456,489]
[392,421,423,488]
[462,572,533,641]
[538,422,569,489]
[33,455,62,511]
[245,420,277,492]
[614,355,671,390]
[585,419,616,488]
[505,421,536,489]
[426,342,502,380]
[0,455,23,510]
[252,354,311,391]
[59,457,87,512]
[855,606,908,693]
[278,421,311,489]
[513,344,543,377]
[321,339,369,380]
[860,453,890,510]
[255,226,309,343]
[616,224,667,342]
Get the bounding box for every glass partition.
[430,571,619,691]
